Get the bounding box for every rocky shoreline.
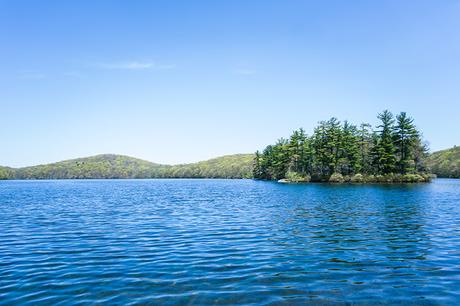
[277,173,435,184]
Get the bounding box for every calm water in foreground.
[0,179,460,305]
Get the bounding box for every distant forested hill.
[427,146,460,178]
[0,154,253,180]
[0,167,14,180]
[14,155,159,179]
[156,154,254,179]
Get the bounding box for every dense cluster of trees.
[427,146,460,178]
[253,110,432,182]
[1,154,253,180]
[0,167,13,180]
[13,155,156,179]
[156,155,253,179]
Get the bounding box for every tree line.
[253,110,432,183]
[427,146,460,179]
[0,154,253,180]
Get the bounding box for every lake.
[0,179,459,305]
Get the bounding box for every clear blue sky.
[1,0,459,167]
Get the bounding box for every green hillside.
[1,154,254,180]
[156,154,254,179]
[0,167,14,180]
[427,146,460,178]
[14,154,160,179]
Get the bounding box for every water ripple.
[0,179,460,305]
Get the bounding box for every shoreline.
[1,176,449,182]
[276,173,436,184]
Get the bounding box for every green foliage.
[4,154,254,180]
[252,151,262,179]
[311,118,345,176]
[254,140,291,180]
[351,173,432,183]
[351,173,364,183]
[372,110,397,174]
[14,154,158,179]
[253,111,431,183]
[159,154,254,179]
[427,146,460,178]
[401,174,425,183]
[394,112,419,174]
[329,173,344,183]
[285,171,310,183]
[339,121,360,175]
[0,167,12,180]
[358,123,373,174]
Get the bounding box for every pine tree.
[266,139,290,180]
[288,129,302,173]
[339,121,360,175]
[300,133,313,175]
[312,121,332,176]
[394,112,419,174]
[373,110,397,174]
[260,145,275,180]
[357,123,373,174]
[326,118,342,174]
[253,151,262,179]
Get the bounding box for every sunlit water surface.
[1,179,460,305]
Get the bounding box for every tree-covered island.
[253,110,434,183]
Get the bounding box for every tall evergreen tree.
[270,138,290,180]
[339,121,360,175]
[288,129,303,173]
[300,134,313,175]
[260,145,275,180]
[326,118,343,174]
[373,110,397,174]
[358,123,373,174]
[253,151,262,179]
[312,120,333,176]
[394,112,419,174]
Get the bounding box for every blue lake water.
[1,179,460,305]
